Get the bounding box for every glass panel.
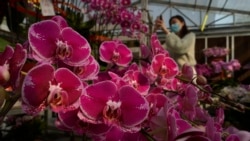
[225,0,250,11]
[235,14,250,23]
[172,0,196,5]
[211,0,227,8]
[174,7,201,27]
[148,4,169,21]
[196,0,209,6]
[213,13,233,25]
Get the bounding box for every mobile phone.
[159,15,163,20]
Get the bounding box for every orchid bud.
[196,75,207,85]
[181,64,194,82]
[0,64,10,85]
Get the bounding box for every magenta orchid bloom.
[181,64,194,82]
[28,16,91,66]
[0,44,27,89]
[146,93,169,117]
[151,53,179,79]
[108,71,127,88]
[73,55,100,81]
[139,43,151,59]
[123,70,150,95]
[205,118,222,141]
[225,126,250,141]
[150,104,192,141]
[0,46,14,86]
[151,33,169,56]
[78,80,149,132]
[120,0,131,6]
[178,85,198,120]
[99,41,132,67]
[22,63,84,115]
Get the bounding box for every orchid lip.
[103,100,122,120]
[112,50,120,62]
[56,40,72,60]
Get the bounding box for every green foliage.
[0,37,10,52]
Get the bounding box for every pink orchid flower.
[140,61,157,83]
[99,41,132,67]
[22,63,84,115]
[28,16,91,66]
[0,44,27,89]
[151,54,179,79]
[0,46,14,86]
[139,43,151,59]
[146,93,169,118]
[120,0,131,6]
[78,80,149,132]
[225,126,250,141]
[151,33,169,56]
[123,70,150,95]
[150,104,192,141]
[108,71,127,88]
[205,118,222,141]
[181,64,194,82]
[73,55,100,81]
[178,85,198,120]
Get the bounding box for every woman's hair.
[169,15,190,38]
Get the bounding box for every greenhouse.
[1,0,250,141]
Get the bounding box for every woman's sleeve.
[165,32,195,54]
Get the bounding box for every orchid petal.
[0,45,14,65]
[74,55,100,80]
[54,68,83,106]
[79,81,117,121]
[226,134,240,141]
[28,20,60,61]
[116,43,132,67]
[51,15,68,29]
[61,27,91,66]
[58,108,79,128]
[22,63,54,108]
[22,100,46,116]
[119,86,149,127]
[9,44,27,89]
[99,41,116,63]
[152,54,179,78]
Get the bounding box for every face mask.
[170,23,180,33]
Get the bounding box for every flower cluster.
[196,59,241,78]
[1,15,250,141]
[81,0,149,38]
[203,47,229,57]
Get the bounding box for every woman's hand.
[154,17,170,34]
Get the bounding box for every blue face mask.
[170,23,180,33]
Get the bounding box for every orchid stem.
[0,91,21,124]
[141,129,157,141]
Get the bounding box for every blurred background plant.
[196,46,241,91]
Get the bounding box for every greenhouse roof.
[133,0,250,34]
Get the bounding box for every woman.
[154,15,196,70]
